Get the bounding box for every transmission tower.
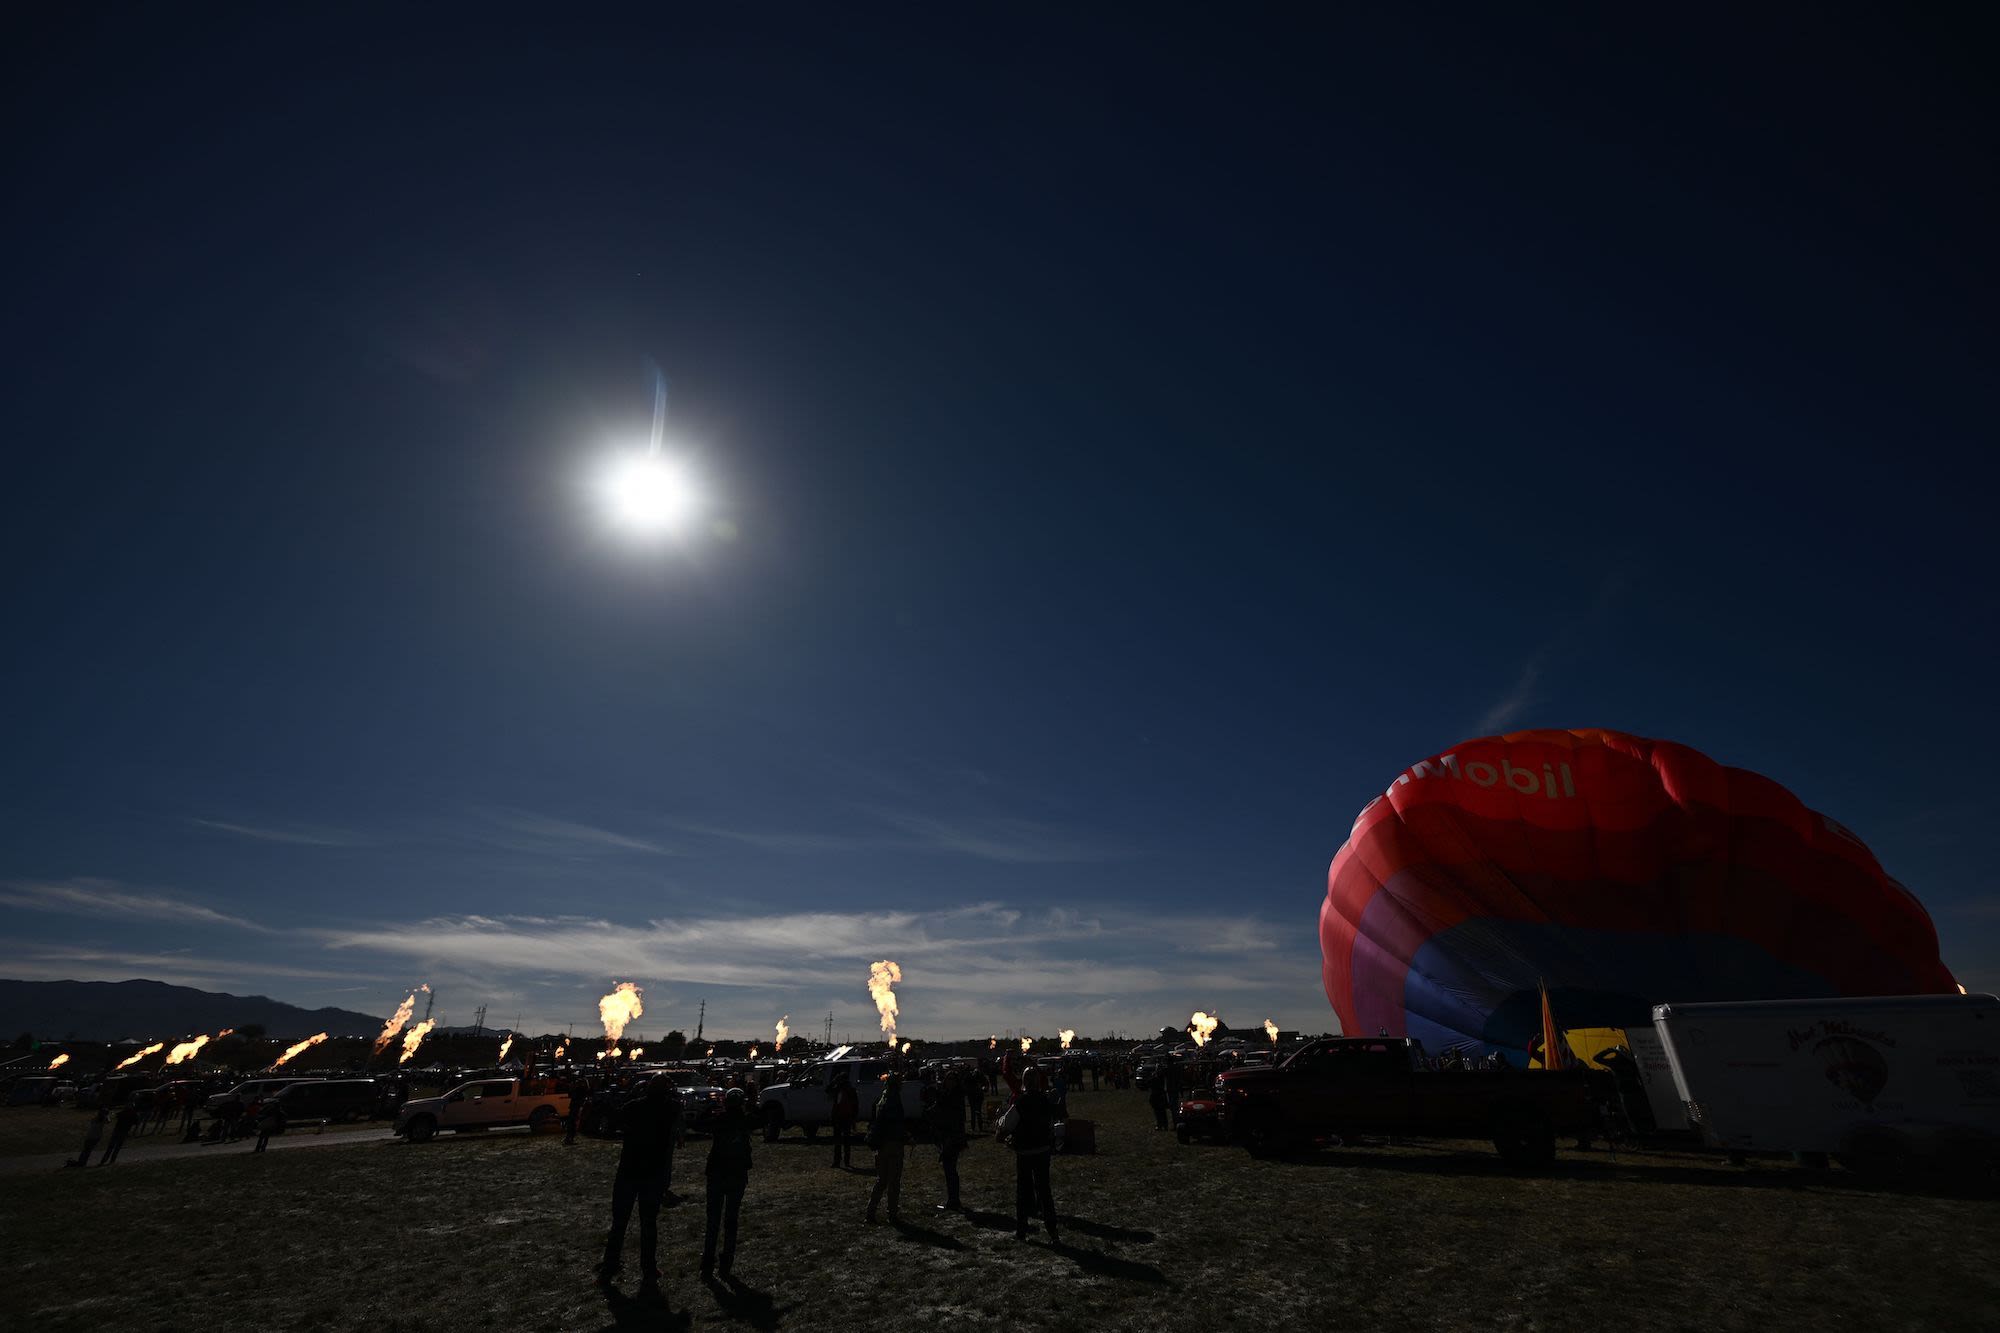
[471,1004,487,1039]
[824,1011,834,1046]
[423,989,435,1023]
[695,999,705,1043]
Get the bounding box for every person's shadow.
[596,1284,692,1331]
[1051,1241,1171,1286]
[702,1273,793,1331]
[1055,1214,1155,1243]
[890,1219,966,1251]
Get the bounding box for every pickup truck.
[759,1057,925,1142]
[394,1077,570,1143]
[1217,1037,1597,1165]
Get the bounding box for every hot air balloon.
[1321,729,1958,1056]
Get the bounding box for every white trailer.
[1652,993,2000,1169]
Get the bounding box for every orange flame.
[373,990,420,1056]
[989,1035,997,1049]
[867,960,902,1046]
[48,1053,69,1070]
[1020,1036,1033,1053]
[115,1042,165,1070]
[1059,1029,1075,1050]
[1189,1012,1219,1047]
[273,1033,328,1068]
[554,1041,567,1060]
[399,1019,435,1064]
[628,1047,644,1060]
[496,1034,514,1062]
[598,981,644,1047]
[900,1041,911,1055]
[164,1029,231,1066]
[774,1015,789,1053]
[1264,1018,1279,1044]
[747,1047,759,1060]
[599,1046,618,1061]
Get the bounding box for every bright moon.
[601,454,699,534]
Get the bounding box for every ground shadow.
[702,1274,793,1331]
[890,1219,967,1251]
[1054,1214,1155,1244]
[1276,1143,1999,1200]
[960,1206,1018,1233]
[1051,1241,1171,1286]
[595,1284,693,1332]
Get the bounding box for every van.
[270,1079,381,1124]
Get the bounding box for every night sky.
[4,7,1994,1040]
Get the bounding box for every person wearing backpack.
[998,1067,1060,1244]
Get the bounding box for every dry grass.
[3,1091,1995,1332]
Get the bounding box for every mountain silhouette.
[0,978,383,1041]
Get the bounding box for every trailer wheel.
[529,1106,556,1134]
[1493,1109,1556,1167]
[405,1115,436,1144]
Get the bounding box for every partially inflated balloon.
[1321,730,1957,1053]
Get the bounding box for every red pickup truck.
[1217,1037,1598,1166]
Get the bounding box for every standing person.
[966,1066,986,1133]
[99,1101,137,1165]
[1162,1057,1183,1130]
[930,1071,968,1212]
[998,1069,1060,1244]
[1147,1067,1170,1130]
[563,1074,588,1145]
[829,1072,859,1170]
[700,1088,754,1281]
[71,1108,108,1168]
[597,1077,679,1296]
[865,1072,908,1224]
[252,1099,282,1153]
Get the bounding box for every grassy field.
[3,1090,1995,1332]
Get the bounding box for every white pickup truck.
[393,1077,570,1143]
[759,1057,925,1142]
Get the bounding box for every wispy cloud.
[0,879,270,933]
[456,809,677,857]
[864,808,1129,864]
[1471,657,1542,735]
[664,808,1126,865]
[1,945,378,989]
[189,818,372,847]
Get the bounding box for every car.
[393,1078,570,1143]
[205,1078,319,1117]
[679,1086,727,1132]
[267,1079,383,1128]
[759,1057,924,1142]
[4,1077,58,1107]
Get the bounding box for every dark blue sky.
[4,6,1994,1039]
